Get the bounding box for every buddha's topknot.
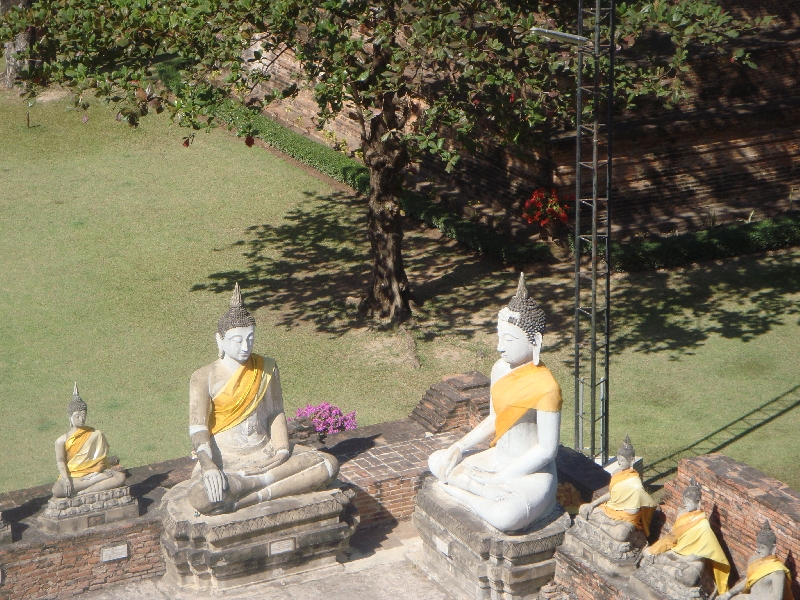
[502,273,546,343]
[756,520,777,549]
[217,282,256,336]
[67,382,87,416]
[618,434,635,461]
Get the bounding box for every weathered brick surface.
[0,518,164,600]
[660,454,800,597]
[553,546,637,600]
[338,433,458,527]
[410,371,490,434]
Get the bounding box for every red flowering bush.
[522,188,570,228]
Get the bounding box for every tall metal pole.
[574,0,614,465]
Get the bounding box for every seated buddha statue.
[641,477,730,595]
[186,283,339,515]
[52,383,127,498]
[428,273,562,532]
[719,521,795,600]
[579,434,656,541]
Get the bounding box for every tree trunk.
[359,116,411,321]
[1,0,33,88]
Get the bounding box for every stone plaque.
[269,538,295,555]
[101,543,129,562]
[433,535,449,556]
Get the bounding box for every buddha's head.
[755,520,777,557]
[215,283,256,363]
[497,273,546,367]
[68,382,87,428]
[682,477,702,511]
[616,434,635,470]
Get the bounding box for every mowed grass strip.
[1,91,798,494]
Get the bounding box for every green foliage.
[211,100,371,193]
[609,214,800,271]
[214,100,552,264]
[626,215,800,269]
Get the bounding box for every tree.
[0,0,769,320]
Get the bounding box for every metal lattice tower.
[573,0,615,464]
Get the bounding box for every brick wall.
[0,518,164,599]
[659,453,800,596]
[337,433,457,527]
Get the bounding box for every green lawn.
[1,90,798,494]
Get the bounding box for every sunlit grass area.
[1,90,798,493]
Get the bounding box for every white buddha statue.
[428,273,562,532]
[186,283,339,515]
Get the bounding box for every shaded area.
[612,250,800,356]
[190,189,567,341]
[643,382,800,487]
[191,191,372,336]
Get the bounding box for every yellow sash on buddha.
[602,468,657,536]
[648,510,730,593]
[490,362,562,446]
[745,555,794,599]
[64,427,109,478]
[209,354,275,435]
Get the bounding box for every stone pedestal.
[0,510,11,545]
[629,563,708,600]
[560,515,645,578]
[38,486,138,534]
[412,479,572,600]
[160,481,357,591]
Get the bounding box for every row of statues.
[42,276,794,599]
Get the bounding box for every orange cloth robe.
[648,509,731,594]
[601,468,657,536]
[64,426,109,478]
[490,361,562,447]
[208,354,276,435]
[745,555,794,599]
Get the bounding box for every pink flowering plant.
[294,402,357,440]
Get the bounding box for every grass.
[1,90,798,494]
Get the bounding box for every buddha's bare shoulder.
[189,361,230,390]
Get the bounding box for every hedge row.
[610,214,800,271]
[212,102,800,271]
[212,101,553,264]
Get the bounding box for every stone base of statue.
[628,562,707,600]
[412,478,572,600]
[160,481,357,591]
[38,486,138,534]
[559,515,646,578]
[0,511,11,545]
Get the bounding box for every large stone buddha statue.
[186,283,339,515]
[52,383,127,498]
[427,273,562,532]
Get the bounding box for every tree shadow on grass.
[612,251,800,357]
[190,189,577,343]
[192,191,372,336]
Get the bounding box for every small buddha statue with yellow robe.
[641,477,731,595]
[428,273,562,532]
[186,283,339,515]
[52,383,126,498]
[719,521,795,600]
[579,434,656,542]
